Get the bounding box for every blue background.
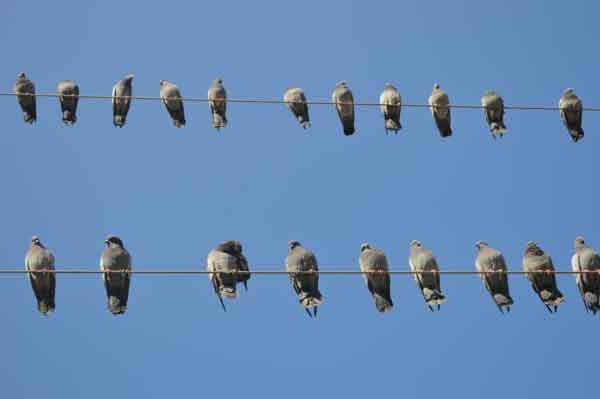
[0,1,597,397]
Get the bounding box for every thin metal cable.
[0,268,596,275]
[1,92,599,111]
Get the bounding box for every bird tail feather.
[113,115,125,127]
[494,293,513,311]
[570,128,584,142]
[374,294,393,313]
[385,118,401,132]
[342,119,355,136]
[63,110,76,125]
[422,287,446,306]
[212,112,227,129]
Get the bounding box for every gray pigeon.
[112,74,134,127]
[100,235,131,315]
[207,78,227,130]
[359,243,393,313]
[481,90,507,138]
[159,80,185,127]
[409,240,446,311]
[206,240,250,312]
[332,81,355,135]
[25,236,55,315]
[379,83,402,133]
[522,241,564,313]
[283,87,310,129]
[57,80,79,125]
[559,88,584,142]
[475,241,513,313]
[428,83,452,137]
[571,236,600,314]
[13,72,36,124]
[285,240,323,317]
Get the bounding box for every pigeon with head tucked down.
[379,83,402,133]
[57,80,80,125]
[14,72,36,124]
[283,87,310,129]
[481,90,507,139]
[559,88,584,142]
[572,236,600,314]
[206,240,250,312]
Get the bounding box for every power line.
[0,268,596,275]
[1,92,599,111]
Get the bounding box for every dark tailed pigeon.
[572,236,600,314]
[208,78,227,130]
[522,241,564,313]
[285,240,323,317]
[112,74,134,127]
[13,72,36,124]
[409,240,445,311]
[57,80,79,125]
[481,90,507,139]
[359,243,393,313]
[332,81,355,135]
[559,88,584,142]
[428,83,452,137]
[25,236,55,315]
[475,240,513,313]
[206,240,250,312]
[283,87,310,129]
[379,83,402,133]
[159,80,185,127]
[100,235,132,315]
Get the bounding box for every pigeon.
[359,243,393,313]
[409,240,446,311]
[481,90,507,138]
[379,83,402,133]
[475,241,513,313]
[522,241,564,313]
[428,83,452,137]
[331,81,355,135]
[25,236,55,315]
[207,78,227,130]
[571,236,600,314]
[559,88,584,142]
[100,235,132,315]
[283,87,310,129]
[13,72,36,124]
[206,240,250,312]
[285,240,323,317]
[112,74,134,127]
[57,80,79,125]
[159,80,185,127]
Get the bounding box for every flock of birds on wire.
[20,234,600,318]
[7,72,588,141]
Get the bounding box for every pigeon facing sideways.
[100,235,132,315]
[207,78,227,130]
[285,240,323,318]
[559,88,584,142]
[112,74,134,127]
[206,240,250,312]
[25,236,55,315]
[359,243,393,313]
[475,241,513,313]
[159,80,185,127]
[571,236,600,314]
[283,87,310,129]
[481,90,507,139]
[57,80,80,125]
[379,83,402,133]
[428,83,452,137]
[13,72,36,124]
[332,81,355,135]
[409,240,445,311]
[522,241,564,313]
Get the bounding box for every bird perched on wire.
[57,80,80,125]
[379,83,402,134]
[359,243,393,313]
[206,240,250,312]
[571,236,600,314]
[475,241,513,313]
[100,235,132,315]
[207,78,227,130]
[481,90,507,139]
[25,236,55,315]
[522,241,564,313]
[428,83,452,137]
[285,240,323,318]
[283,87,310,129]
[112,74,134,127]
[559,88,584,142]
[409,240,445,311]
[332,81,355,135]
[159,80,186,127]
[13,72,36,124]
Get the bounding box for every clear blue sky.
[0,1,598,397]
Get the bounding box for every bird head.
[125,74,134,81]
[360,243,371,252]
[105,235,124,248]
[575,236,586,247]
[31,236,41,246]
[17,72,26,79]
[288,240,301,251]
[336,80,348,87]
[409,240,422,248]
[433,83,441,90]
[475,240,488,250]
